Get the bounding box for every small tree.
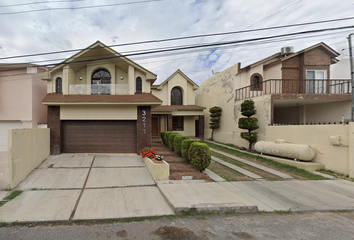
[209,106,222,141]
[238,99,259,150]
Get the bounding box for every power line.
[0,0,169,15]
[0,25,352,74]
[0,0,85,8]
[1,16,353,62]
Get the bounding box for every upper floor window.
[55,77,62,94]
[91,69,111,95]
[171,87,183,105]
[250,73,263,91]
[136,77,142,94]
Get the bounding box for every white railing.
[69,84,130,95]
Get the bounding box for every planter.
[142,157,170,180]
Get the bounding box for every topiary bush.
[188,142,211,172]
[173,135,190,156]
[164,132,173,146]
[181,139,199,163]
[168,133,181,150]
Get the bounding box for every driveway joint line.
[69,155,96,221]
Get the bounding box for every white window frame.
[306,70,327,94]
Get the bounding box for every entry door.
[152,117,159,136]
[306,70,326,94]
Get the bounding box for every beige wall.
[264,125,350,175]
[303,101,351,123]
[0,151,8,189]
[0,67,47,128]
[7,128,50,189]
[173,116,195,137]
[60,105,138,120]
[197,64,240,143]
[152,72,197,106]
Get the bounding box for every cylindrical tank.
[254,140,315,161]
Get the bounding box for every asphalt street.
[1,211,354,240]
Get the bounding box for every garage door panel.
[63,120,137,153]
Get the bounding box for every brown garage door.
[63,120,137,153]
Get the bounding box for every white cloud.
[0,0,353,84]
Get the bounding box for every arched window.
[171,87,183,105]
[91,69,111,95]
[250,73,263,91]
[55,77,62,94]
[136,77,142,94]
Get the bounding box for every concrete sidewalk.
[158,180,354,213]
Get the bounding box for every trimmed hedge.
[173,135,190,156]
[181,139,199,163]
[168,133,181,150]
[164,132,173,146]
[160,131,171,145]
[188,142,211,172]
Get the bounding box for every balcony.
[235,79,351,101]
[68,84,129,95]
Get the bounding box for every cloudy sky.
[0,0,353,84]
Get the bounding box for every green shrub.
[188,142,211,172]
[164,132,173,146]
[160,131,169,144]
[173,135,190,156]
[168,133,181,150]
[181,139,199,163]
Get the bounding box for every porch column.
[47,106,61,155]
[198,115,205,140]
[167,114,173,131]
[137,106,152,154]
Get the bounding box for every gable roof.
[152,69,199,90]
[48,40,157,81]
[240,42,340,71]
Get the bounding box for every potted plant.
[140,147,169,180]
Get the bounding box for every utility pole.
[348,33,354,122]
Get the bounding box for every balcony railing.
[69,84,130,95]
[235,79,351,101]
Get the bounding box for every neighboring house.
[151,69,205,138]
[0,63,47,188]
[198,42,351,146]
[197,42,354,176]
[41,41,204,155]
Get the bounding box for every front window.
[250,73,262,91]
[306,70,326,94]
[91,69,111,95]
[136,77,142,93]
[171,87,183,105]
[56,77,62,94]
[172,116,184,131]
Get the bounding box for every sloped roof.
[153,105,205,111]
[48,41,157,81]
[42,93,162,106]
[151,69,199,90]
[240,42,339,71]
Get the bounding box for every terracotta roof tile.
[42,93,163,103]
[154,105,205,111]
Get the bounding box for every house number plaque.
[142,110,147,134]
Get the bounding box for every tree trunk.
[211,129,214,141]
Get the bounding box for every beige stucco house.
[0,63,47,188]
[41,41,203,155]
[197,42,354,176]
[151,69,205,138]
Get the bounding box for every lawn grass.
[207,161,245,181]
[202,141,327,180]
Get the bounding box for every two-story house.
[198,42,351,147]
[41,41,204,155]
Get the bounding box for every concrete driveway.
[0,154,174,222]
